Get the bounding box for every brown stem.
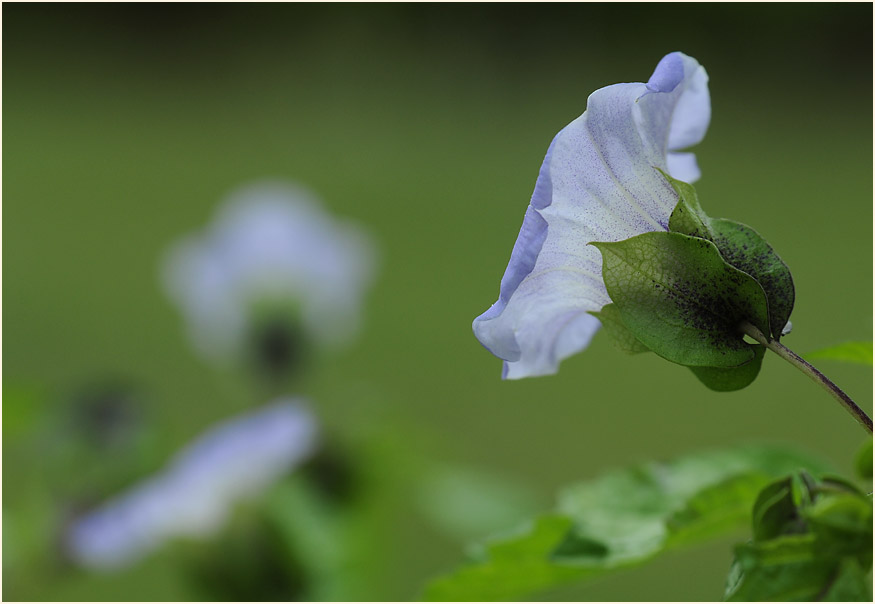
[741,322,872,435]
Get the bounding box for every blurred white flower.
[66,399,318,569]
[162,182,377,365]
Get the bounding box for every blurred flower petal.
[67,399,318,569]
[473,52,710,379]
[163,182,377,364]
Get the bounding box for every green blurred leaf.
[724,535,830,601]
[689,345,766,392]
[589,303,650,355]
[855,439,872,481]
[665,472,775,547]
[423,446,828,602]
[804,493,874,558]
[725,473,873,602]
[423,515,584,602]
[816,474,867,498]
[806,341,873,365]
[262,477,358,601]
[739,532,818,566]
[550,531,609,562]
[725,535,873,602]
[823,558,873,601]
[751,476,801,542]
[416,465,542,542]
[593,232,770,368]
[180,508,309,602]
[664,172,794,339]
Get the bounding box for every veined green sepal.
[589,303,650,355]
[661,170,795,340]
[592,232,770,368]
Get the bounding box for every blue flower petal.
[645,52,685,93]
[66,400,318,569]
[472,140,554,361]
[666,151,701,183]
[645,52,711,152]
[162,182,377,364]
[473,53,711,379]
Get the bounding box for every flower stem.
[741,322,872,434]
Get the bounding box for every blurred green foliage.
[3,4,872,601]
[725,472,873,601]
[807,342,874,366]
[424,445,831,601]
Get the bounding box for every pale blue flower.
[163,182,376,365]
[66,399,318,569]
[473,52,711,379]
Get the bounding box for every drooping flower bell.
[162,182,377,372]
[66,399,318,569]
[473,52,710,379]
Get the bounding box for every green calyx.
[664,171,795,341]
[592,171,796,392]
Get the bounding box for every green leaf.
[725,535,830,601]
[725,534,873,602]
[664,172,795,340]
[423,446,829,602]
[806,341,874,365]
[750,478,795,541]
[738,533,818,566]
[665,472,776,546]
[854,439,872,481]
[550,531,609,562]
[823,558,873,601]
[422,515,584,602]
[804,493,874,559]
[816,474,867,498]
[262,477,359,601]
[416,465,542,542]
[725,473,873,602]
[589,303,650,354]
[689,345,766,392]
[593,232,770,368]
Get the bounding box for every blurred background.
[3,3,872,601]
